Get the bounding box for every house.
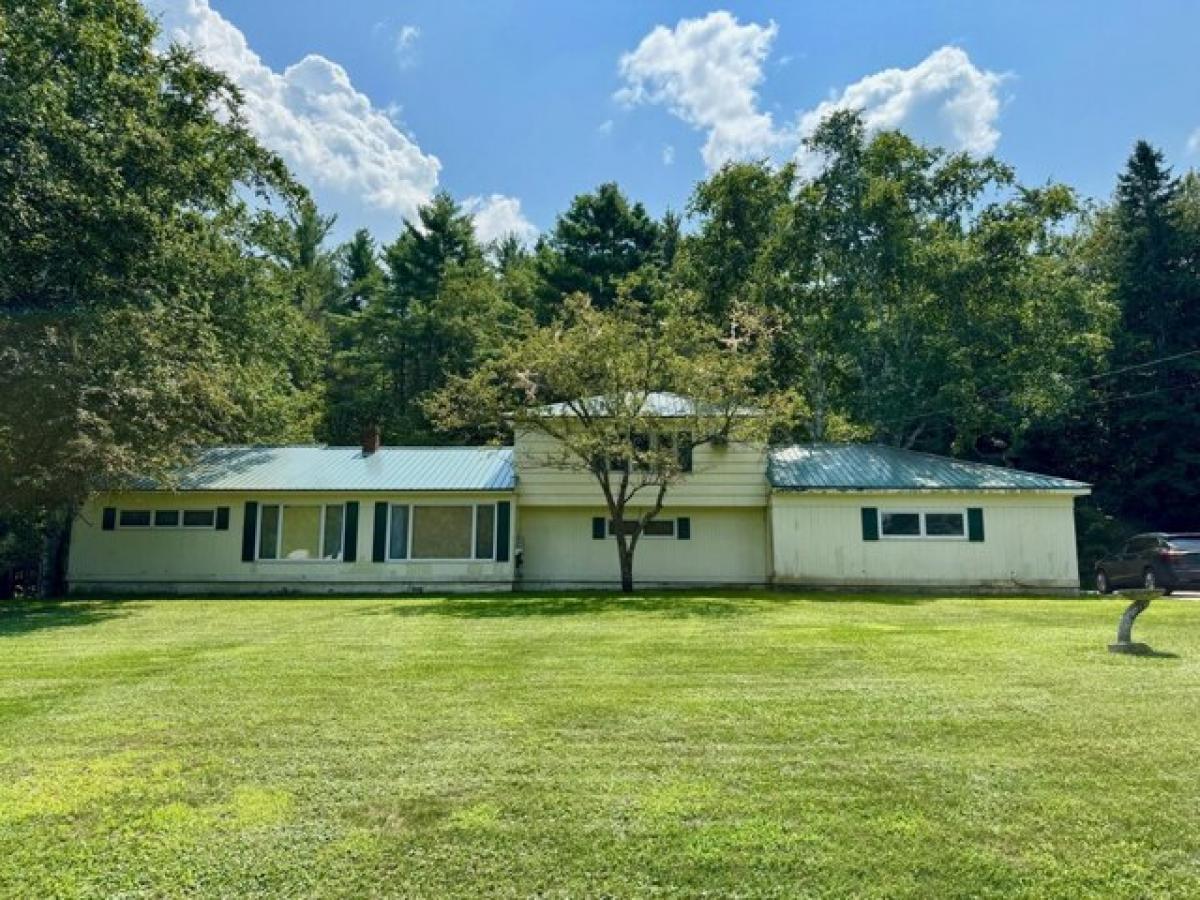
[67,396,1090,594]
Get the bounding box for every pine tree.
[1107,142,1200,527]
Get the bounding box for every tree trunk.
[616,537,634,594]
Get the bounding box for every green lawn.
[1,593,1199,898]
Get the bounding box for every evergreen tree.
[1105,142,1200,527]
[537,182,662,315]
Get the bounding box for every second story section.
[513,393,769,508]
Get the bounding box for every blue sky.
[149,1,1200,244]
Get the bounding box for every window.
[182,509,216,529]
[607,518,676,538]
[257,504,344,561]
[123,508,218,529]
[388,505,409,560]
[924,512,966,538]
[386,503,499,561]
[880,512,921,537]
[879,510,966,540]
[612,431,693,474]
[118,509,151,528]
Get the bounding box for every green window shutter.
[215,507,230,531]
[861,507,879,541]
[343,502,359,562]
[677,516,691,540]
[102,507,116,531]
[496,501,511,562]
[967,507,985,542]
[241,502,258,562]
[592,516,606,540]
[373,502,388,562]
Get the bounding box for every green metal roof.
[768,444,1089,492]
[134,446,515,493]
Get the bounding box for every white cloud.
[1188,129,1200,155]
[617,14,1005,173]
[794,46,1004,170]
[148,0,443,238]
[615,11,782,170]
[662,144,676,166]
[597,118,614,136]
[464,194,539,245]
[395,24,420,66]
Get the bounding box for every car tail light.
[1158,549,1189,559]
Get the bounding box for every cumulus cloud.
[617,13,1005,173]
[1188,129,1200,155]
[662,144,676,166]
[149,0,441,232]
[615,11,782,170]
[794,46,1004,169]
[464,194,539,245]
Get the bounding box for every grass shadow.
[356,589,938,620]
[358,593,757,619]
[0,599,135,638]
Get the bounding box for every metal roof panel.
[768,444,1089,492]
[133,446,516,492]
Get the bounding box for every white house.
[67,396,1089,594]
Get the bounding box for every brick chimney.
[361,424,381,456]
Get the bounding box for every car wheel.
[1143,569,1157,590]
[1096,570,1111,594]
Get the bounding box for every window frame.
[877,509,968,542]
[256,503,345,562]
[116,509,153,529]
[606,517,677,539]
[117,508,219,530]
[385,502,499,563]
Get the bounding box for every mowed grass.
[2,594,1199,898]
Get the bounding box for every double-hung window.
[387,503,497,561]
[879,509,966,540]
[257,504,344,560]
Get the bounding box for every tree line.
[3,0,1198,591]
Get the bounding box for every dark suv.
[1095,533,1200,594]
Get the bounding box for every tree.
[678,161,795,321]
[729,111,1111,454]
[425,296,783,592]
[0,0,324,591]
[537,183,662,315]
[1102,143,1200,528]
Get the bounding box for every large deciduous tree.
[0,0,324,591]
[425,296,783,592]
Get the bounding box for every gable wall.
[514,428,768,507]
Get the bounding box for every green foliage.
[0,0,326,589]
[536,182,665,316]
[426,295,787,590]
[319,193,529,445]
